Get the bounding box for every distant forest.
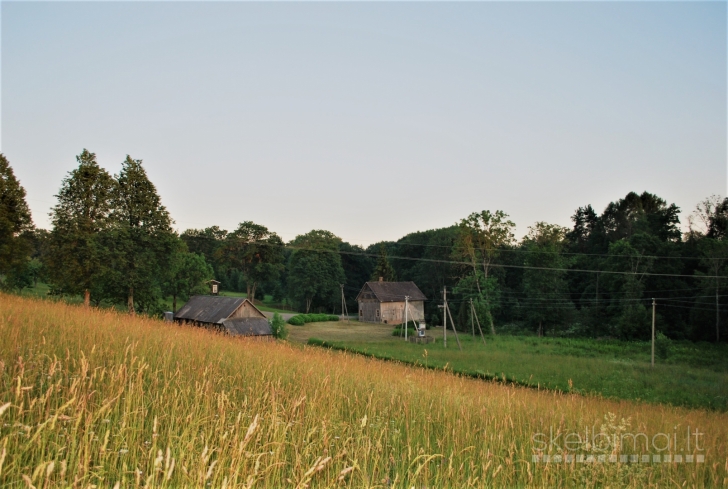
[2,150,727,342]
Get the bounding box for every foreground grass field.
[1,295,727,487]
[293,321,728,411]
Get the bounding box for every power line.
[177,225,719,261]
[275,243,728,280]
[181,234,728,280]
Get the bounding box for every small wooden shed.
[174,296,272,338]
[356,280,427,324]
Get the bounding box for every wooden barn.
[174,296,272,338]
[356,280,427,324]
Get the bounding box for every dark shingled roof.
[174,296,246,324]
[221,317,272,336]
[357,281,427,303]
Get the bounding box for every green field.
[290,320,728,411]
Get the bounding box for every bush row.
[392,327,418,337]
[287,313,340,326]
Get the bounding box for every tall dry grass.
[0,294,726,488]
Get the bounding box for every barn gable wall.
[230,300,266,319]
[359,300,380,323]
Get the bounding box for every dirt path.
[262,311,296,321]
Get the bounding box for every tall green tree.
[180,226,228,280]
[0,154,33,288]
[370,245,396,282]
[339,241,373,311]
[215,221,284,302]
[603,235,657,340]
[455,210,515,334]
[287,230,346,313]
[48,149,115,306]
[696,238,728,342]
[382,227,460,325]
[598,191,681,244]
[164,247,214,312]
[520,223,574,336]
[109,156,175,314]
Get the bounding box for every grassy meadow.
[292,321,728,411]
[1,295,727,488]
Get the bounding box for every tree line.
[1,150,726,342]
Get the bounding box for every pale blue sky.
[3,1,726,245]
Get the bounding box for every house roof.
[221,317,272,336]
[356,281,427,303]
[174,296,251,324]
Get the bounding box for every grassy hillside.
[0,295,726,487]
[291,321,728,411]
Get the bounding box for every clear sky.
[2,1,726,246]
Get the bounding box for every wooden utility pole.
[470,299,486,345]
[445,300,462,351]
[442,287,448,348]
[716,276,720,343]
[470,299,475,338]
[340,284,349,323]
[404,295,410,341]
[651,298,656,367]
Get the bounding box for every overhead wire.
[180,234,728,280]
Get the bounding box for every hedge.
[391,327,418,337]
[287,314,340,326]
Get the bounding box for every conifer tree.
[110,156,175,314]
[371,246,397,282]
[48,149,115,306]
[0,154,33,285]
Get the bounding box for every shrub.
[287,313,340,325]
[392,327,417,337]
[655,331,672,360]
[402,319,429,329]
[288,315,305,326]
[270,312,288,339]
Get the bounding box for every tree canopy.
[287,230,346,313]
[108,156,176,314]
[48,149,115,305]
[0,154,33,288]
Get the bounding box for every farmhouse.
[174,295,272,338]
[356,280,427,324]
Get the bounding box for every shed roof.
[356,281,427,303]
[221,317,272,336]
[174,296,252,324]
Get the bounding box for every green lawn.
[291,320,728,411]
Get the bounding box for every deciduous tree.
[520,223,574,336]
[287,230,345,313]
[456,210,515,334]
[215,221,284,302]
[164,247,214,312]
